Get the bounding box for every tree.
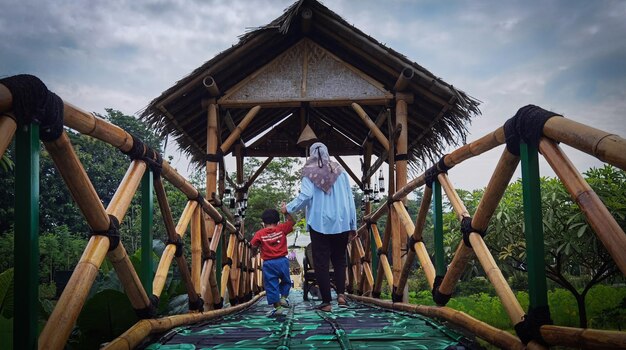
[486,165,625,327]
[233,157,303,236]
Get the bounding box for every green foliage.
[76,289,138,349]
[0,268,14,318]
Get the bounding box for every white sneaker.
[266,306,283,317]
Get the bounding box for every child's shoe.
[279,296,290,308]
[267,306,283,317]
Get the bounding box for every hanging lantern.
[378,169,385,193]
[243,192,248,209]
[230,197,236,209]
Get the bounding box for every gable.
[219,39,392,107]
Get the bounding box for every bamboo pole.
[44,132,110,230]
[205,101,219,244]
[353,238,375,287]
[220,233,238,299]
[153,201,198,297]
[335,156,363,189]
[244,156,273,189]
[39,236,110,349]
[469,233,525,325]
[438,149,520,296]
[39,132,114,349]
[103,292,265,350]
[371,224,394,288]
[437,173,469,220]
[539,138,626,276]
[393,187,436,291]
[191,205,202,294]
[346,294,526,350]
[393,67,414,92]
[219,105,261,154]
[543,117,626,171]
[201,224,223,309]
[390,209,403,289]
[0,114,16,159]
[351,102,390,151]
[540,325,626,349]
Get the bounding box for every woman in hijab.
[284,142,357,311]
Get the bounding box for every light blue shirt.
[286,172,357,234]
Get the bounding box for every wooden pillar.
[395,97,409,302]
[206,101,219,278]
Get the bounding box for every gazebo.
[141,0,480,303]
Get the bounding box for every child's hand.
[280,202,288,214]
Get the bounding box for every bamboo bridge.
[2,75,626,349]
[2,0,626,349]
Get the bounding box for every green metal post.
[141,170,153,296]
[432,180,446,276]
[14,123,39,350]
[369,226,378,281]
[520,142,549,308]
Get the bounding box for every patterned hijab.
[301,142,344,193]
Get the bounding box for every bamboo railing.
[346,107,626,349]
[0,79,260,350]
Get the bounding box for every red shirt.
[250,221,294,261]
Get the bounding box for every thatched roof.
[141,0,481,172]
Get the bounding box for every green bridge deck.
[143,291,480,350]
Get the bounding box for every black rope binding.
[90,214,121,251]
[514,305,553,345]
[371,291,381,298]
[167,236,184,258]
[205,150,223,163]
[0,74,65,142]
[504,105,561,156]
[460,216,486,248]
[135,294,159,319]
[425,155,452,188]
[431,275,452,306]
[214,297,224,310]
[121,133,163,175]
[204,250,216,261]
[394,153,408,161]
[188,294,204,312]
[224,257,233,267]
[391,286,403,303]
[407,235,419,253]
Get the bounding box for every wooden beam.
[394,67,414,92]
[335,156,363,189]
[244,157,273,189]
[352,102,390,151]
[202,76,220,97]
[219,105,261,154]
[361,108,389,148]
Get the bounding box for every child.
[250,203,295,316]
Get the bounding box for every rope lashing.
[514,305,553,345]
[214,297,224,310]
[407,235,420,253]
[121,133,163,175]
[503,104,562,156]
[394,153,408,161]
[0,74,64,142]
[135,294,159,319]
[166,236,184,257]
[89,214,121,251]
[460,216,486,248]
[203,250,217,261]
[205,150,223,163]
[425,155,452,188]
[431,275,452,306]
[391,286,403,303]
[188,294,204,312]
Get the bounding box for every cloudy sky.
[2,0,625,191]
